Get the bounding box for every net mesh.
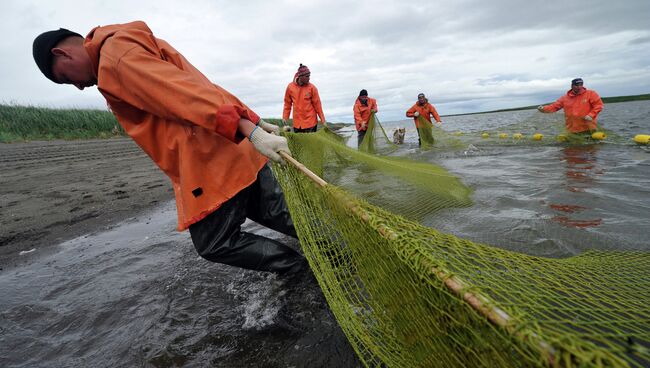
[272,129,650,368]
[359,113,397,154]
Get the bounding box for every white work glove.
[537,105,545,112]
[249,126,291,164]
[258,120,279,134]
[584,115,593,122]
[318,120,328,128]
[435,121,443,127]
[413,111,420,117]
[360,121,367,130]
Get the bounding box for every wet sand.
[0,138,358,367]
[0,138,173,268]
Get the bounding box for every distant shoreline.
[2,93,648,141]
[444,93,650,117]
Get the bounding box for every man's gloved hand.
[435,121,443,127]
[413,111,420,117]
[259,120,280,135]
[360,121,367,130]
[318,120,328,128]
[249,126,291,164]
[279,119,293,132]
[584,115,593,122]
[537,105,545,112]
[371,109,377,113]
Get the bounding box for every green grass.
[0,104,350,142]
[0,104,123,142]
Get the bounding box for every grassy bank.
[0,104,122,142]
[0,105,349,142]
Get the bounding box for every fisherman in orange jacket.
[32,22,306,275]
[353,89,378,146]
[406,93,443,146]
[537,78,604,133]
[282,64,327,133]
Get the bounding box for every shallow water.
[0,202,358,367]
[342,100,650,256]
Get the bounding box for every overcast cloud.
[1,0,649,122]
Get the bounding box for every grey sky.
[1,0,649,123]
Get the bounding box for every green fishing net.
[272,129,649,368]
[358,113,397,154]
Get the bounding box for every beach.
[0,138,359,367]
[0,138,172,266]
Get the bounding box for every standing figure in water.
[282,64,327,133]
[406,93,442,146]
[537,78,604,134]
[353,89,378,147]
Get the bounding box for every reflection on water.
[550,145,604,228]
[360,101,650,256]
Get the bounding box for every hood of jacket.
[84,21,153,75]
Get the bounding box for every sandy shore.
[0,138,173,269]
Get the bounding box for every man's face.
[51,47,97,90]
[298,73,310,85]
[571,82,583,94]
[417,95,426,104]
[359,95,368,104]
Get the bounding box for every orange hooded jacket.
[353,97,378,132]
[282,80,326,129]
[84,21,267,231]
[542,88,604,133]
[406,102,441,128]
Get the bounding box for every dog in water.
[392,127,405,144]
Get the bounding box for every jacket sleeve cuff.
[215,105,261,143]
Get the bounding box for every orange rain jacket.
[282,80,326,129]
[406,102,441,128]
[353,97,378,132]
[542,87,604,133]
[84,21,267,231]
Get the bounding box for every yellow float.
[512,133,523,139]
[481,133,489,138]
[634,134,650,145]
[499,133,508,139]
[591,132,607,140]
[532,133,543,141]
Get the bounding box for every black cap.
[359,89,368,97]
[33,28,83,83]
[571,78,584,85]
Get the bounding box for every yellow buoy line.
[449,131,650,144]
